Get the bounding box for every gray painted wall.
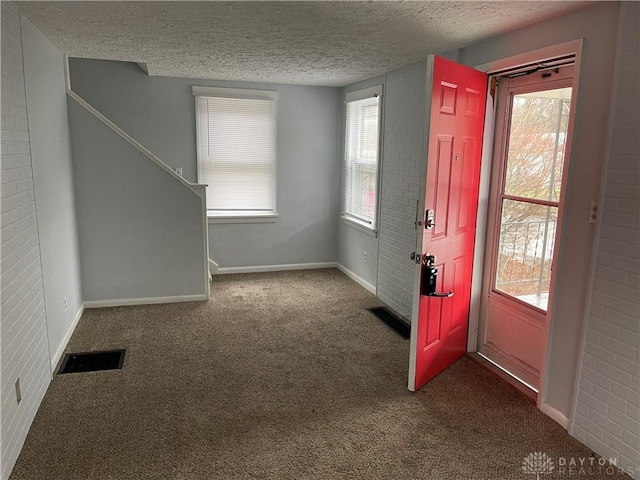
[67,98,207,301]
[449,1,621,419]
[68,59,341,268]
[21,16,83,365]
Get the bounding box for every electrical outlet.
[174,167,183,177]
[363,251,367,263]
[63,296,68,311]
[15,378,21,404]
[589,201,598,224]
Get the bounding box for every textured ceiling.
[18,1,593,87]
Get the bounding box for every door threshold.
[466,352,537,403]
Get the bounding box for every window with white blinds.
[343,86,382,230]
[194,87,277,217]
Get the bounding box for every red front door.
[409,56,488,390]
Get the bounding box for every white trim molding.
[84,295,208,308]
[216,262,337,275]
[345,84,383,102]
[475,39,584,74]
[336,264,376,295]
[50,303,85,374]
[208,214,278,224]
[209,259,219,274]
[341,215,378,238]
[192,184,211,299]
[62,54,71,90]
[66,89,204,193]
[192,86,278,101]
[539,401,570,430]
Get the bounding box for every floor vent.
[368,307,410,339]
[58,350,125,374]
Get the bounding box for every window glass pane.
[197,95,275,213]
[504,88,571,202]
[352,163,377,219]
[358,103,379,161]
[494,199,558,311]
[344,95,380,225]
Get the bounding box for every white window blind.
[343,87,382,228]
[195,89,276,216]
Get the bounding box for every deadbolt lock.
[425,209,435,230]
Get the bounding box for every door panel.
[439,82,458,114]
[409,56,488,391]
[451,256,467,331]
[484,295,545,388]
[433,135,453,239]
[455,137,475,234]
[463,88,481,118]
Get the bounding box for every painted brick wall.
[0,3,52,479]
[376,62,426,318]
[571,3,640,478]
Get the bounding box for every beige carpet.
[11,269,629,479]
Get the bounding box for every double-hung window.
[193,86,277,222]
[342,86,382,232]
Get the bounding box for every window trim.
[208,214,279,225]
[342,85,383,233]
[193,86,278,221]
[341,215,378,237]
[192,86,279,102]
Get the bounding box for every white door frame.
[467,39,584,427]
[479,65,575,390]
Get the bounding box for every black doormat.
[58,350,125,374]
[368,307,410,339]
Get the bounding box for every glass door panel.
[495,200,558,310]
[503,88,572,202]
[493,87,571,311]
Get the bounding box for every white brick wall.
[0,3,52,479]
[572,3,640,478]
[377,62,426,318]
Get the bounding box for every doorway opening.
[477,63,576,394]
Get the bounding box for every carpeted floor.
[11,269,629,479]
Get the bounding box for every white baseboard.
[539,401,570,429]
[336,263,376,295]
[50,303,85,373]
[209,258,219,274]
[84,294,208,308]
[216,262,337,275]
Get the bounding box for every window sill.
[208,214,279,224]
[341,215,377,237]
